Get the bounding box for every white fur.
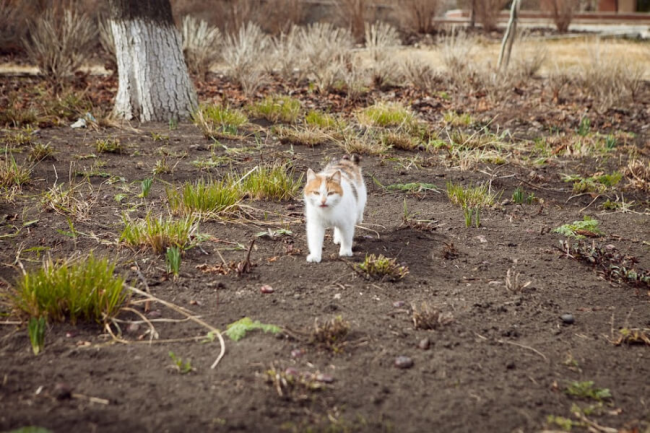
[304,167,367,263]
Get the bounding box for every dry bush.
[543,0,579,33]
[339,55,371,99]
[259,0,306,35]
[412,302,453,330]
[181,15,222,78]
[23,8,97,83]
[474,0,508,32]
[334,0,375,42]
[624,159,650,192]
[299,23,354,92]
[546,63,574,102]
[578,42,629,112]
[400,56,442,91]
[365,22,402,86]
[98,18,115,59]
[440,31,477,87]
[265,27,306,83]
[222,22,269,96]
[0,0,24,52]
[396,0,441,34]
[511,35,548,78]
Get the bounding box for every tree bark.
[108,0,197,122]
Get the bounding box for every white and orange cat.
[304,155,367,263]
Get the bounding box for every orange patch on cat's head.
[325,171,343,195]
[304,169,343,196]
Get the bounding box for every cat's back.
[323,155,365,188]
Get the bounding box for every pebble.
[53,383,72,400]
[392,301,406,308]
[284,367,299,377]
[394,356,414,369]
[260,285,274,294]
[561,313,575,325]
[290,349,304,358]
[315,373,334,383]
[418,337,430,351]
[126,323,140,334]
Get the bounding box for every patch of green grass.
[10,255,128,324]
[446,181,497,208]
[577,116,591,137]
[248,94,301,124]
[193,104,249,138]
[546,415,580,432]
[152,157,171,175]
[95,138,125,154]
[463,206,481,228]
[512,186,535,204]
[563,172,622,194]
[387,182,438,193]
[356,102,416,128]
[305,110,342,130]
[28,317,46,355]
[356,254,409,281]
[166,178,241,218]
[443,111,472,127]
[238,165,302,201]
[28,143,55,162]
[565,381,611,402]
[139,178,153,198]
[0,151,31,189]
[120,213,200,254]
[166,246,181,277]
[225,317,282,341]
[554,216,602,239]
[192,154,233,170]
[169,351,193,374]
[150,132,169,142]
[3,130,35,147]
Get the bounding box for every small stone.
[126,323,140,334]
[53,383,72,400]
[506,361,516,370]
[394,356,414,369]
[561,313,575,325]
[260,285,274,294]
[315,373,334,383]
[291,349,304,358]
[284,367,299,377]
[418,337,430,350]
[393,301,406,308]
[147,310,162,319]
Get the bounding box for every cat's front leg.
[333,227,342,245]
[337,224,354,257]
[306,221,325,263]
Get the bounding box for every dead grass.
[310,316,351,352]
[623,159,650,192]
[273,126,329,147]
[412,302,453,330]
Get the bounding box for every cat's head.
[304,169,343,209]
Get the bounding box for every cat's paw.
[333,236,341,245]
[338,249,353,257]
[306,254,322,263]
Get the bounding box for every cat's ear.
[329,170,342,183]
[306,168,316,182]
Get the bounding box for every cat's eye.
[311,191,319,195]
[327,192,335,196]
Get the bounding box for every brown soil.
[1,75,649,433]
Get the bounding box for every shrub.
[23,9,97,83]
[181,15,222,78]
[222,22,269,96]
[259,0,306,35]
[365,22,401,86]
[543,0,580,33]
[0,0,24,51]
[397,0,440,34]
[474,0,508,32]
[334,0,374,42]
[299,23,354,93]
[265,27,305,82]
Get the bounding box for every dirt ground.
[0,71,649,433]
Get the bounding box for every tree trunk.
[108,0,197,122]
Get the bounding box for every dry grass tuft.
[412,302,453,330]
[623,159,650,192]
[310,316,351,352]
[181,15,222,78]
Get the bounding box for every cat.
[303,155,367,263]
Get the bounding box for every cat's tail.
[343,154,361,165]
